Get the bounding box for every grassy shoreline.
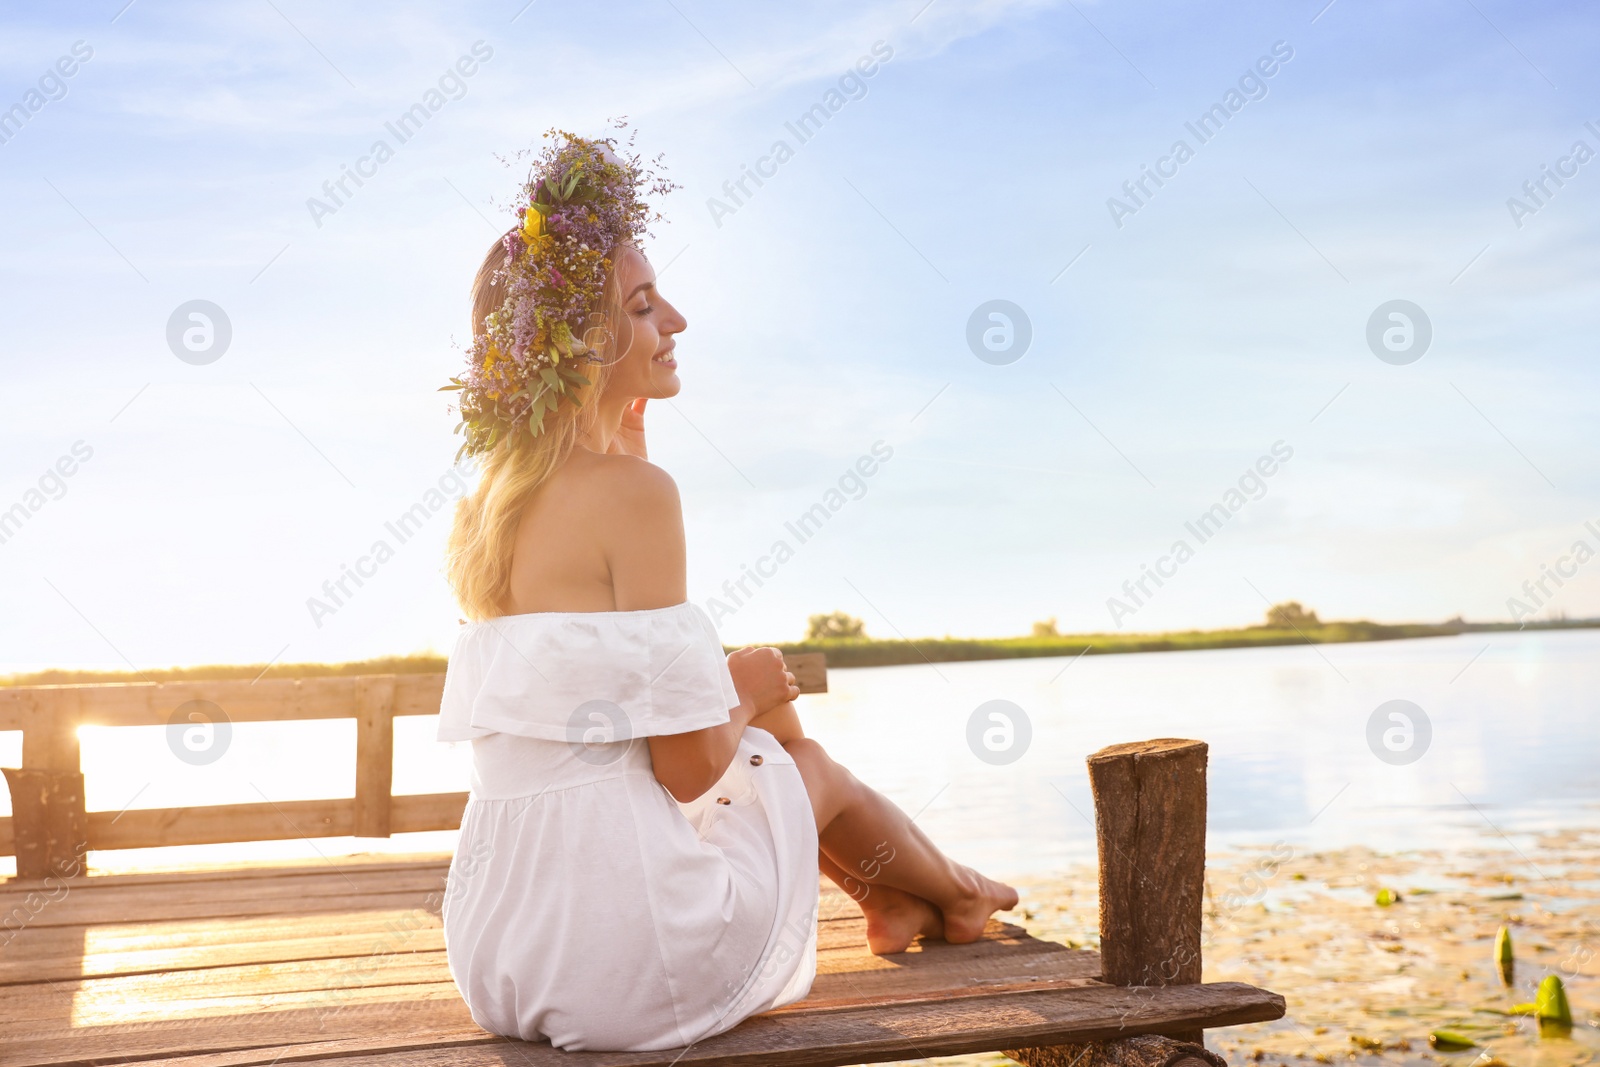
[3,616,1596,687]
[769,616,1599,668]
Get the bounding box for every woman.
[437,131,1016,1052]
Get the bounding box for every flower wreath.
[443,125,676,459]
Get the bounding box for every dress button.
[749,754,764,766]
[716,796,731,805]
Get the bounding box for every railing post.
[22,689,81,774]
[353,675,397,838]
[1008,738,1214,1067]
[3,768,88,880]
[7,689,89,879]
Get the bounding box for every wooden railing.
[0,654,830,879]
[0,674,464,878]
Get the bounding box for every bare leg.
[784,737,1018,947]
[817,851,944,954]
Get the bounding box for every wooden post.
[352,675,396,838]
[781,652,828,694]
[22,690,82,776]
[1010,738,1212,1066]
[6,690,91,879]
[2,768,88,880]
[1092,738,1208,1040]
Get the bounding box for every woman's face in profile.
[601,243,687,400]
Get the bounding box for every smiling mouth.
[652,346,676,365]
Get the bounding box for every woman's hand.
[727,646,799,717]
[609,397,649,459]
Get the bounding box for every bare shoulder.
[505,450,683,614]
[571,451,681,524]
[557,450,686,610]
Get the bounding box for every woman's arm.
[649,649,796,801]
[599,455,796,801]
[747,699,804,744]
[646,702,758,802]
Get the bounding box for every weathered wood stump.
[1009,738,1211,1065]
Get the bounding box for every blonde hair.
[446,235,627,620]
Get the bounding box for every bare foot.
[860,888,944,955]
[939,867,1019,944]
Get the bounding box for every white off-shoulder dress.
[436,601,820,1052]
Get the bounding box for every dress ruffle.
[437,601,739,743]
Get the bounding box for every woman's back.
[505,447,686,615]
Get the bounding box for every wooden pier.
[0,670,1284,1066]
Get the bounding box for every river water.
[8,628,1596,877]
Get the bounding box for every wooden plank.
[392,675,446,717]
[0,906,441,957]
[0,675,445,732]
[353,677,397,838]
[0,927,441,986]
[6,885,447,930]
[0,956,461,1024]
[0,866,447,919]
[14,678,362,728]
[121,1026,499,1067]
[0,884,972,949]
[3,981,1283,1067]
[0,995,484,1067]
[0,860,450,905]
[45,792,467,855]
[0,853,453,895]
[0,897,860,973]
[390,792,467,835]
[0,922,446,984]
[0,916,1097,1006]
[0,932,1089,1003]
[88,798,352,850]
[0,887,439,930]
[0,905,1035,978]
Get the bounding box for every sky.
[1,0,1598,673]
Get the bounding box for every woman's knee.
[783,738,853,821]
[781,736,825,763]
[784,738,853,783]
[781,737,829,786]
